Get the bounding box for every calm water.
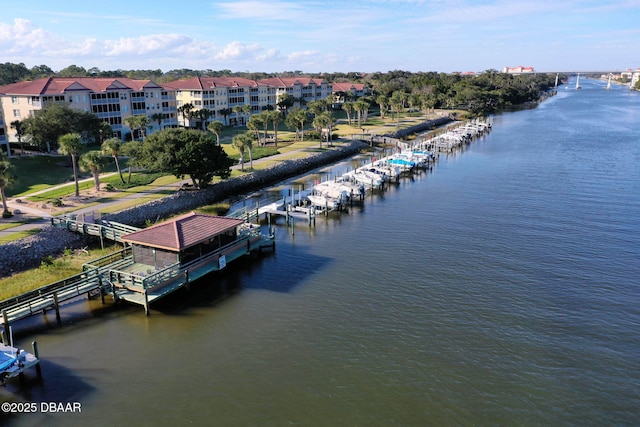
[2,79,640,426]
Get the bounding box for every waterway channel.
[2,77,639,426]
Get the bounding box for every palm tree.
[177,103,194,128]
[247,115,262,144]
[241,104,253,123]
[244,132,255,170]
[207,121,224,146]
[313,112,333,148]
[232,133,249,171]
[124,115,140,141]
[57,133,83,197]
[218,108,233,126]
[101,137,125,183]
[376,94,389,119]
[79,150,108,191]
[137,115,150,138]
[287,108,308,141]
[267,110,282,147]
[342,102,355,126]
[0,154,16,216]
[199,109,213,130]
[150,112,164,132]
[10,120,25,155]
[121,141,143,184]
[353,100,369,128]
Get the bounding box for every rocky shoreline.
[0,140,368,278]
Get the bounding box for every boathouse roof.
[121,212,244,252]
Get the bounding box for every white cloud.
[256,48,281,61]
[0,18,61,53]
[103,34,204,56]
[214,41,261,60]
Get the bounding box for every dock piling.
[32,341,42,378]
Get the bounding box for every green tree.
[138,128,233,188]
[124,115,150,141]
[376,94,389,119]
[22,104,102,151]
[232,132,253,171]
[57,133,83,197]
[276,92,296,116]
[207,121,224,145]
[177,103,194,127]
[285,107,308,141]
[121,141,144,184]
[101,137,125,183]
[313,111,333,148]
[57,64,87,77]
[218,108,233,126]
[0,154,16,216]
[79,150,108,191]
[150,112,164,132]
[389,91,407,122]
[353,100,370,128]
[266,110,282,147]
[342,102,355,126]
[10,120,25,155]
[247,114,263,144]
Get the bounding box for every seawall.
[0,140,367,278]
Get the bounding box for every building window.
[11,96,18,104]
[13,109,20,118]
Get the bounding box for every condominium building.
[0,75,361,152]
[330,82,370,105]
[166,76,334,128]
[164,76,272,128]
[0,77,178,149]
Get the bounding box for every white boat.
[327,177,367,199]
[344,169,384,188]
[370,161,402,179]
[313,181,356,201]
[576,73,581,90]
[385,155,417,170]
[306,193,343,210]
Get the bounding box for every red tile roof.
[256,76,326,87]
[163,76,260,91]
[0,77,161,95]
[121,212,244,252]
[331,82,366,92]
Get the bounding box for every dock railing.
[51,217,140,243]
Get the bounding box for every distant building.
[0,77,179,144]
[502,66,535,74]
[330,82,370,105]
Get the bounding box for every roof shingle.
[121,212,244,252]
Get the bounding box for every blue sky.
[1,0,639,73]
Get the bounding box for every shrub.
[2,210,13,218]
[51,198,63,207]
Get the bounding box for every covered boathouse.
[102,212,274,314]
